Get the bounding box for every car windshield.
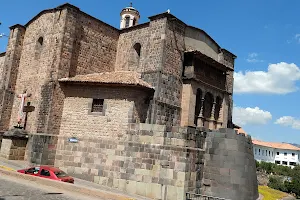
[54,170,67,178]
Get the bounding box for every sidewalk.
[0,157,151,200]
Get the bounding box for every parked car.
[17,165,74,184]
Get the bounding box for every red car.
[17,166,74,184]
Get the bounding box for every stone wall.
[201,128,259,200]
[25,134,57,165]
[26,124,258,200]
[71,11,119,76]
[0,53,5,87]
[0,137,27,160]
[3,4,120,135]
[59,85,152,138]
[7,10,68,133]
[0,25,25,131]
[54,124,206,200]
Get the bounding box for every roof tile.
[59,71,154,89]
[252,139,300,151]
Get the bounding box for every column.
[216,102,223,129]
[209,96,217,129]
[197,94,205,127]
[210,101,216,120]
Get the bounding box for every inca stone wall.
[53,124,205,200]
[25,134,58,165]
[201,129,259,200]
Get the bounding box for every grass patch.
[258,185,288,200]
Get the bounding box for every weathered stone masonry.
[25,124,257,200]
[0,3,258,200]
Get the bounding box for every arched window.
[133,18,136,26]
[203,92,213,119]
[194,89,203,126]
[38,37,43,46]
[125,16,130,28]
[133,43,141,57]
[214,96,222,120]
[128,43,142,71]
[35,36,44,60]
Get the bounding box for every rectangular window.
[292,153,295,157]
[262,150,264,156]
[255,149,257,155]
[266,150,268,155]
[284,152,287,156]
[282,161,288,165]
[272,152,274,157]
[259,149,261,155]
[277,152,279,155]
[269,151,270,156]
[275,160,281,164]
[290,162,296,166]
[91,99,104,113]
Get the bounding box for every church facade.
[0,3,259,200]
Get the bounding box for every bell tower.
[120,3,140,29]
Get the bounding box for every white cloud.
[233,106,272,126]
[234,62,300,94]
[246,52,264,63]
[275,116,300,130]
[295,34,300,43]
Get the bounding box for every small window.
[41,169,50,176]
[282,161,288,165]
[290,162,296,166]
[269,151,270,156]
[277,152,279,155]
[284,152,287,156]
[133,18,136,26]
[38,37,43,46]
[272,152,274,157]
[262,150,264,156]
[275,160,281,164]
[255,149,257,155]
[125,16,130,28]
[266,150,268,155]
[133,43,141,57]
[259,149,260,155]
[91,99,104,113]
[292,153,295,157]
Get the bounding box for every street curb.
[0,168,138,200]
[0,165,15,171]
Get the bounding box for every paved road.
[0,175,98,200]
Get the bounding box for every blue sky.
[1,0,300,143]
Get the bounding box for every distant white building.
[252,140,300,168]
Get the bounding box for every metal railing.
[186,193,231,200]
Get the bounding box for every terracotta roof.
[252,139,300,151]
[235,127,248,136]
[59,71,154,89]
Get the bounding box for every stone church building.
[0,3,258,200]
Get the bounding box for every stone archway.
[203,92,213,128]
[214,96,222,121]
[194,88,203,126]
